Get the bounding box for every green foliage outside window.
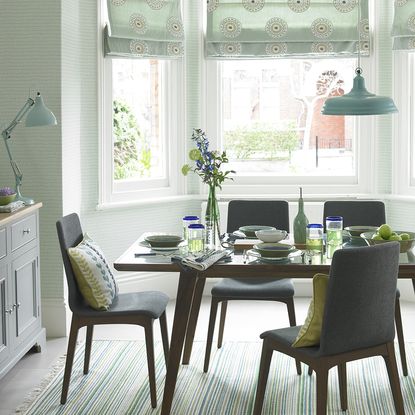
[223,122,299,161]
[113,99,151,180]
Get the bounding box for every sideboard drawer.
[0,229,6,259]
[11,214,37,252]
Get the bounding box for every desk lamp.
[1,92,57,205]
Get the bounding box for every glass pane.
[112,59,165,181]
[221,59,357,177]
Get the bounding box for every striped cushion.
[68,233,118,310]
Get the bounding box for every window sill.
[96,195,201,211]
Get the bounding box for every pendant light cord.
[356,0,362,75]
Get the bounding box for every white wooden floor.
[1,297,415,414]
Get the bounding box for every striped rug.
[16,341,415,414]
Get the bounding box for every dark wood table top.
[114,238,415,278]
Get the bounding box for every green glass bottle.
[293,187,309,244]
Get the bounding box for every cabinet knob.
[14,302,21,309]
[23,228,31,234]
[5,307,14,315]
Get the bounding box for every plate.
[139,240,186,251]
[247,248,302,262]
[253,242,296,258]
[144,234,183,248]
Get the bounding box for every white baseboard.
[41,297,69,338]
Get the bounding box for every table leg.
[412,278,415,295]
[182,277,206,364]
[161,270,198,415]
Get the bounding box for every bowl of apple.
[360,224,415,253]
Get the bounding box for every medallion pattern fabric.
[16,340,415,415]
[206,0,370,58]
[392,0,415,50]
[105,0,184,58]
[68,233,118,311]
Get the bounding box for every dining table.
[114,238,415,415]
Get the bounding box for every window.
[101,57,183,204]
[206,58,373,195]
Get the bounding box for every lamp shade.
[321,73,398,116]
[25,93,57,127]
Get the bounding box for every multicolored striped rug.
[16,341,415,414]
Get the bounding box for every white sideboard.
[0,203,46,379]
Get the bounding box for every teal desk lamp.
[1,92,57,205]
[321,0,398,116]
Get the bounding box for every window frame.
[204,57,375,197]
[393,52,415,196]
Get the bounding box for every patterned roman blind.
[392,0,415,51]
[206,0,370,59]
[104,0,184,58]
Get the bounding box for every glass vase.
[205,184,221,249]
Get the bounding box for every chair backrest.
[56,213,85,313]
[227,200,290,233]
[323,200,386,230]
[319,243,400,356]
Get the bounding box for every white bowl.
[255,229,288,243]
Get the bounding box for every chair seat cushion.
[261,326,321,358]
[78,291,169,319]
[211,278,294,299]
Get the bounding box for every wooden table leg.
[161,270,198,415]
[182,277,206,364]
[412,278,415,295]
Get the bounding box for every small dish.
[255,229,287,243]
[238,225,276,238]
[253,242,295,258]
[344,225,378,237]
[144,234,183,248]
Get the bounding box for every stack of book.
[0,200,25,213]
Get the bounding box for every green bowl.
[239,225,276,238]
[344,226,379,237]
[253,242,295,258]
[360,231,415,254]
[0,193,16,206]
[144,234,183,248]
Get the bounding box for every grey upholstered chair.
[56,213,169,408]
[253,243,405,415]
[204,200,299,373]
[323,200,408,376]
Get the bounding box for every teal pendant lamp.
[321,1,398,116]
[1,92,57,205]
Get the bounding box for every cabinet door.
[11,247,40,348]
[0,266,10,366]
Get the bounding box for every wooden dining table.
[114,239,415,415]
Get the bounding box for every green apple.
[400,233,410,240]
[372,234,384,241]
[389,234,402,241]
[378,224,393,240]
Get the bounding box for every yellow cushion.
[68,233,118,311]
[292,273,329,348]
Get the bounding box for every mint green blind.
[104,0,184,58]
[206,0,370,59]
[392,0,415,51]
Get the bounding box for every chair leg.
[61,316,80,404]
[316,367,329,415]
[204,298,220,373]
[285,299,301,375]
[253,339,274,415]
[217,300,228,349]
[84,325,94,375]
[159,311,169,367]
[384,342,405,415]
[395,298,408,376]
[338,363,348,411]
[144,320,157,409]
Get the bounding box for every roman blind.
[104,0,184,58]
[206,0,370,59]
[392,0,415,51]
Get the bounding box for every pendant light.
[321,1,398,116]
